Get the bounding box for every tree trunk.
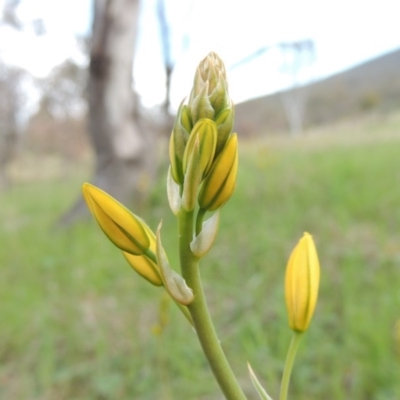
[59,0,156,225]
[0,65,21,190]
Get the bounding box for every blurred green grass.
[1,115,400,399]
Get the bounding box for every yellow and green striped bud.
[182,119,217,179]
[122,219,162,286]
[285,232,320,332]
[198,133,238,211]
[123,251,162,286]
[82,183,150,255]
[169,102,192,184]
[169,52,236,201]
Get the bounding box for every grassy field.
[1,112,400,399]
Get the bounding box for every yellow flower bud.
[182,118,217,179]
[198,133,238,211]
[285,232,320,332]
[122,252,162,286]
[122,221,162,286]
[82,183,150,255]
[181,136,202,212]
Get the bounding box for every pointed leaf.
[156,222,194,305]
[248,363,274,400]
[190,211,220,257]
[167,166,181,215]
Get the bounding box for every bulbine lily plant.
[82,52,321,400]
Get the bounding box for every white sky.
[1,0,399,110]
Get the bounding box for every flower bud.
[285,232,320,332]
[208,71,229,115]
[214,104,235,156]
[169,102,191,184]
[189,52,230,125]
[122,219,162,286]
[123,252,162,286]
[169,52,236,203]
[82,183,150,255]
[182,119,217,179]
[181,136,202,212]
[190,81,215,123]
[198,133,238,211]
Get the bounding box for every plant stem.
[144,248,193,326]
[178,209,247,400]
[279,331,303,400]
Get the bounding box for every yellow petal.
[122,251,163,286]
[285,232,320,332]
[198,133,238,211]
[182,118,217,178]
[82,183,150,255]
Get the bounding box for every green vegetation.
[1,113,400,399]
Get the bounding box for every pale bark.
[59,0,156,225]
[0,65,21,190]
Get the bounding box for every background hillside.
[235,47,400,136]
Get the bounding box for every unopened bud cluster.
[81,53,238,304]
[169,52,238,212]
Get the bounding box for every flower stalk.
[279,331,303,400]
[178,208,247,400]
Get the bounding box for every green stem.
[143,250,193,326]
[279,331,303,400]
[178,209,247,400]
